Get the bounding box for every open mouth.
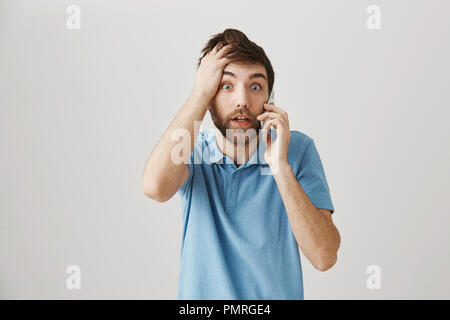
[231,116,251,127]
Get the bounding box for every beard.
[209,101,261,146]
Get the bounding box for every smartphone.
[259,88,275,129]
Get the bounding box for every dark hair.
[197,28,275,96]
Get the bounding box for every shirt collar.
[206,128,271,167]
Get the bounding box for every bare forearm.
[142,91,210,198]
[273,163,340,270]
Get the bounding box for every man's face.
[209,62,269,145]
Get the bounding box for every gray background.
[1,0,449,299]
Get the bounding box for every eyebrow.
[222,70,267,81]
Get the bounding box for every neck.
[214,128,259,168]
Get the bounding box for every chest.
[201,164,285,215]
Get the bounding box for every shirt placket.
[226,167,241,213]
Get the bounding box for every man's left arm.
[273,165,341,271]
[258,103,341,272]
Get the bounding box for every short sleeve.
[176,152,194,196]
[177,129,204,196]
[296,139,335,214]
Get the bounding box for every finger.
[262,119,278,131]
[263,103,289,125]
[213,42,224,53]
[258,111,288,127]
[263,118,288,133]
[256,112,283,122]
[216,43,231,52]
[217,44,233,58]
[276,118,289,137]
[202,48,216,63]
[263,103,288,118]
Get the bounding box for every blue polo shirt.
[176,127,334,299]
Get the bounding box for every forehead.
[223,62,267,80]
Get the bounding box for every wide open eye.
[251,84,261,91]
[222,84,232,90]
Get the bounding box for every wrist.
[192,86,213,101]
[271,161,293,178]
[189,89,212,109]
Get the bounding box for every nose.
[235,104,247,112]
[234,86,250,111]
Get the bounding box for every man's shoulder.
[289,129,313,152]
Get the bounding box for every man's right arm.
[141,91,210,202]
[142,42,232,202]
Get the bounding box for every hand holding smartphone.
[259,88,275,129]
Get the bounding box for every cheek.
[211,104,228,121]
[214,99,231,117]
